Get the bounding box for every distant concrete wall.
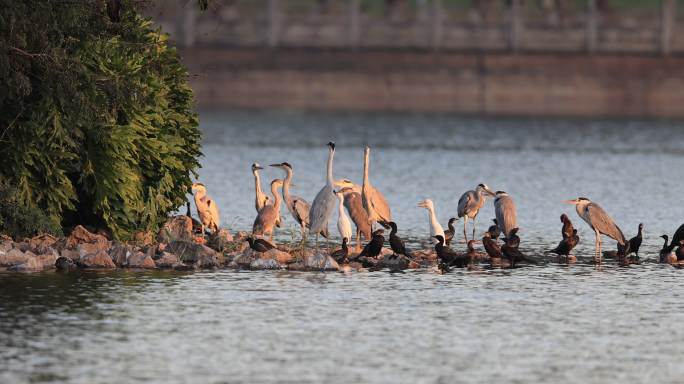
[184,48,684,118]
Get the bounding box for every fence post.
[348,0,360,48]
[509,0,523,52]
[586,0,597,52]
[661,0,676,55]
[431,0,443,51]
[267,0,280,47]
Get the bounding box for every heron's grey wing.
[457,191,473,217]
[309,186,335,234]
[370,187,392,223]
[586,203,626,244]
[495,196,517,238]
[291,195,311,227]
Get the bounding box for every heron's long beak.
[268,163,280,168]
[562,200,578,205]
[486,189,496,197]
[417,201,426,208]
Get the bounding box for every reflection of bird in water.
[361,145,392,229]
[341,188,372,252]
[457,184,496,242]
[191,183,220,234]
[564,197,626,263]
[444,218,457,246]
[418,199,445,245]
[388,221,412,258]
[252,179,284,240]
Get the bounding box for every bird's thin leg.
[471,215,477,242]
[355,230,361,253]
[463,217,469,243]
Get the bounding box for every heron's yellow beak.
[562,199,578,205]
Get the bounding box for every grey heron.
[444,217,457,246]
[388,221,412,258]
[362,145,392,229]
[335,189,352,244]
[191,183,220,234]
[457,184,496,242]
[340,187,372,252]
[308,142,338,238]
[251,163,270,212]
[418,199,445,244]
[564,197,626,262]
[494,191,518,239]
[270,162,311,237]
[253,179,284,240]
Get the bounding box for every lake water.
[2,110,684,383]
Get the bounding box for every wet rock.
[264,248,294,265]
[28,234,58,254]
[286,262,306,271]
[66,225,108,249]
[157,216,194,244]
[166,241,218,264]
[0,248,30,267]
[60,248,80,261]
[0,240,12,253]
[78,242,110,258]
[303,253,339,271]
[108,243,132,267]
[207,228,234,251]
[195,252,223,269]
[229,250,255,269]
[55,256,77,271]
[250,258,281,270]
[78,251,116,269]
[233,231,249,243]
[10,252,58,272]
[383,254,409,271]
[15,242,30,252]
[155,252,182,269]
[127,251,156,269]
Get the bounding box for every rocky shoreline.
[0,216,437,273]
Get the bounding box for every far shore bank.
[183,47,684,119]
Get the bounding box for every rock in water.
[157,216,194,243]
[304,253,340,271]
[77,242,110,258]
[9,252,58,272]
[66,225,108,249]
[165,241,218,264]
[108,243,132,267]
[78,251,116,269]
[55,256,77,271]
[28,234,58,254]
[0,248,30,267]
[207,228,234,251]
[127,252,156,269]
[250,258,281,270]
[155,252,182,269]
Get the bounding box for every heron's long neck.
[326,149,335,185]
[271,184,282,210]
[337,195,345,216]
[428,207,440,230]
[254,171,263,199]
[282,169,293,201]
[194,191,206,207]
[363,151,369,186]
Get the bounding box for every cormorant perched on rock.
[330,238,349,264]
[550,229,579,261]
[388,222,412,258]
[487,218,501,240]
[501,227,526,267]
[482,231,503,259]
[659,235,676,263]
[433,235,470,268]
[246,237,275,254]
[444,218,457,246]
[629,223,644,258]
[560,213,574,239]
[358,229,385,258]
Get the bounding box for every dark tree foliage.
[0,1,201,239]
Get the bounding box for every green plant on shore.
[0,1,201,239]
[0,183,62,238]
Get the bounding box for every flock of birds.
[189,142,684,270]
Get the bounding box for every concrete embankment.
[183,48,684,118]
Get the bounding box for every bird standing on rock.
[253,179,284,240]
[251,163,270,213]
[309,142,338,240]
[487,219,501,240]
[246,237,275,254]
[361,145,392,229]
[560,214,574,239]
[550,229,579,262]
[418,199,445,245]
[482,231,503,259]
[444,218,457,246]
[494,191,518,240]
[335,189,353,245]
[191,183,220,234]
[330,238,349,264]
[433,235,470,268]
[564,197,626,263]
[341,187,372,252]
[457,183,496,242]
[501,227,525,267]
[388,221,412,258]
[270,162,312,237]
